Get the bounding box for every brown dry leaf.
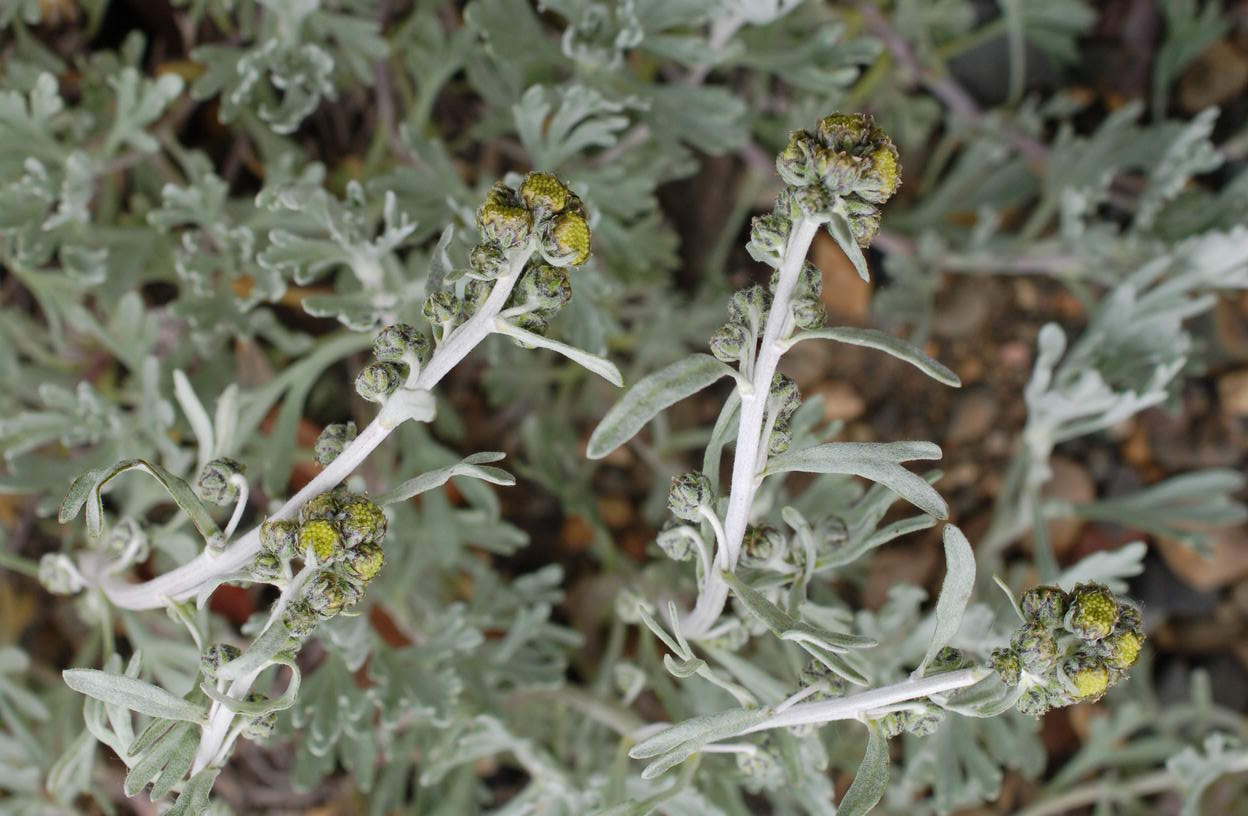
[0,581,37,643]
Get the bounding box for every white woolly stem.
[682,217,820,638]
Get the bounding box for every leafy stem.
[681,216,821,638]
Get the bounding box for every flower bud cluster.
[501,261,573,340]
[990,582,1143,717]
[775,112,900,246]
[475,173,591,267]
[254,489,387,638]
[356,322,428,403]
[711,285,772,365]
[765,373,801,455]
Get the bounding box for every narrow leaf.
[782,327,961,387]
[378,452,515,505]
[588,354,738,459]
[917,525,976,675]
[837,722,889,816]
[764,442,948,519]
[62,670,206,723]
[494,320,623,386]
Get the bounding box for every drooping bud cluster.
[314,422,357,466]
[356,322,429,403]
[990,583,1143,717]
[195,457,246,506]
[765,373,801,455]
[655,519,698,562]
[774,112,900,246]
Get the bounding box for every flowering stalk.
[81,241,534,612]
[682,217,820,637]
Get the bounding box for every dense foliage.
[1,1,1246,814]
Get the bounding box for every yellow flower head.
[300,519,343,563]
[518,172,572,214]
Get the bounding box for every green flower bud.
[373,323,429,365]
[746,212,790,268]
[422,290,463,325]
[305,572,350,619]
[464,278,492,311]
[777,183,833,221]
[815,113,874,152]
[539,210,591,267]
[667,471,713,521]
[901,703,945,737]
[476,183,532,248]
[1064,583,1119,642]
[709,321,751,363]
[791,295,825,330]
[101,517,150,562]
[196,457,246,506]
[514,263,572,312]
[655,520,697,562]
[728,284,771,325]
[1059,652,1111,701]
[260,519,300,558]
[282,599,319,638]
[39,553,84,595]
[769,373,800,419]
[314,422,357,466]
[469,243,508,280]
[857,143,902,205]
[814,148,866,197]
[200,644,241,679]
[342,540,384,583]
[767,417,792,455]
[776,130,821,187]
[927,647,967,673]
[1017,685,1054,718]
[299,519,344,563]
[845,196,882,247]
[800,261,823,297]
[518,171,573,215]
[817,515,849,552]
[990,647,1021,686]
[741,525,784,566]
[299,493,341,525]
[1021,585,1069,629]
[798,659,850,698]
[1012,621,1060,674]
[339,495,386,549]
[1115,602,1143,635]
[250,552,283,582]
[879,711,906,738]
[242,696,276,741]
[736,745,780,788]
[1100,629,1144,671]
[355,361,403,403]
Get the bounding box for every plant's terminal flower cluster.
[775,112,900,246]
[991,582,1143,716]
